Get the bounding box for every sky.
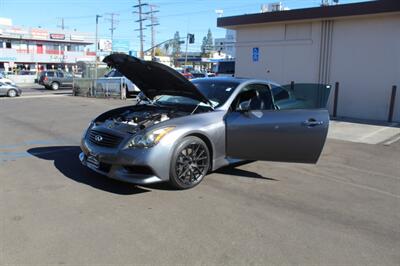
[0,0,370,52]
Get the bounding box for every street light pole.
[95,14,102,79]
[184,33,189,70]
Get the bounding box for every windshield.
[105,69,123,78]
[193,79,239,107]
[154,80,239,108]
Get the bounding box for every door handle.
[302,119,324,127]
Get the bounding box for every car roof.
[195,76,278,85]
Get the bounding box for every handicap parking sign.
[252,47,259,62]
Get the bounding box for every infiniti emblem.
[94,135,103,142]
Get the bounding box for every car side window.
[231,84,274,111]
[57,72,64,78]
[271,84,289,102]
[47,72,54,77]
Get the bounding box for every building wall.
[234,14,400,122]
[235,22,321,83]
[329,14,400,122]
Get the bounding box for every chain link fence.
[72,78,127,99]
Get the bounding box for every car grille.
[88,129,123,148]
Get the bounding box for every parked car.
[38,70,73,90]
[212,61,235,77]
[80,54,329,189]
[191,72,216,79]
[0,82,22,97]
[18,70,37,76]
[97,69,140,97]
[181,71,194,80]
[0,76,17,86]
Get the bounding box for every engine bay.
[97,106,190,134]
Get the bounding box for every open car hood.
[103,54,211,105]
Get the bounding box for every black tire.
[51,82,60,90]
[7,89,17,97]
[169,136,210,189]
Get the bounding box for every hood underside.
[103,54,210,104]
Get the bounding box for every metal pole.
[333,82,339,118]
[184,33,189,70]
[388,85,397,123]
[110,13,114,52]
[138,0,144,59]
[95,14,101,79]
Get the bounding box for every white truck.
[96,69,140,98]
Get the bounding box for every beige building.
[218,0,400,122]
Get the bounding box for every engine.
[100,108,188,133]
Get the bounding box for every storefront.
[0,20,95,73]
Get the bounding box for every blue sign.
[252,47,259,62]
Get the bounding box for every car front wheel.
[169,136,210,189]
[7,89,17,97]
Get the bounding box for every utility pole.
[105,13,119,52]
[57,18,65,30]
[184,34,194,69]
[145,5,159,58]
[95,14,102,79]
[133,0,148,59]
[184,34,189,68]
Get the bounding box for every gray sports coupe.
[80,54,330,189]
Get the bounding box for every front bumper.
[79,137,172,185]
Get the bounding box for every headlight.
[129,126,175,148]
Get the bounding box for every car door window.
[231,84,274,111]
[271,84,289,102]
[57,72,64,78]
[279,83,332,109]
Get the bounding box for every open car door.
[225,83,330,163]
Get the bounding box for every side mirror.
[237,101,250,112]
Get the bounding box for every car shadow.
[215,161,278,181]
[27,146,150,195]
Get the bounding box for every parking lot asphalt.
[1,96,399,265]
[16,83,72,96]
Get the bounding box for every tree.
[206,29,213,53]
[201,36,207,55]
[172,31,181,58]
[201,29,214,57]
[154,47,165,56]
[163,42,170,55]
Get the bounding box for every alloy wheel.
[8,90,17,97]
[175,142,209,186]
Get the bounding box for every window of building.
[0,42,3,48]
[6,42,12,48]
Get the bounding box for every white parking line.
[0,94,70,100]
[383,134,400,146]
